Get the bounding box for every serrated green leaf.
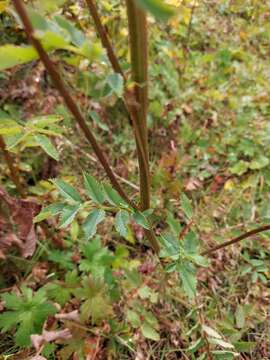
[103,183,127,207]
[0,311,20,332]
[115,210,130,237]
[180,193,193,220]
[52,179,82,203]
[58,204,81,228]
[133,211,150,229]
[48,250,74,270]
[166,211,182,236]
[34,203,65,224]
[0,288,56,347]
[107,73,124,97]
[34,134,59,161]
[15,312,33,347]
[230,161,249,176]
[83,209,106,239]
[177,261,197,299]
[249,155,269,170]
[83,173,104,204]
[189,254,209,267]
[33,210,52,223]
[160,232,179,257]
[134,0,176,21]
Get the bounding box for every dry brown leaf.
[31,329,72,351]
[0,186,40,258]
[55,310,80,322]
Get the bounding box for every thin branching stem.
[201,225,270,256]
[12,0,134,208]
[84,0,124,77]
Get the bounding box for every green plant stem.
[126,0,150,212]
[0,135,24,196]
[12,0,133,208]
[85,0,150,199]
[201,224,270,256]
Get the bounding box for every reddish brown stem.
[84,0,150,204]
[84,0,124,77]
[12,0,133,208]
[201,225,270,256]
[126,0,150,211]
[0,135,24,196]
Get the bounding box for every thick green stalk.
[125,0,150,211]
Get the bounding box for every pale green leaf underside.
[83,209,106,239]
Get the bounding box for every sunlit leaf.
[134,0,176,21]
[34,134,59,161]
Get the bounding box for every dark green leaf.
[58,204,81,228]
[83,173,104,204]
[34,134,59,161]
[133,211,150,229]
[115,210,130,237]
[103,183,127,207]
[53,179,82,203]
[177,261,197,299]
